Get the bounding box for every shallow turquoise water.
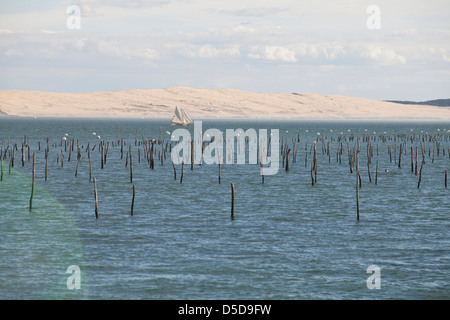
[0,118,449,299]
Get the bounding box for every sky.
[0,0,449,101]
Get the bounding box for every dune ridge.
[0,86,449,120]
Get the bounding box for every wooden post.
[88,149,92,182]
[445,170,447,188]
[29,152,36,211]
[131,184,136,216]
[75,147,81,177]
[417,160,424,189]
[285,148,290,172]
[394,144,397,164]
[375,159,378,185]
[356,151,361,189]
[415,147,418,175]
[129,145,133,183]
[313,143,317,183]
[172,161,176,180]
[45,150,48,181]
[389,145,392,163]
[68,142,72,162]
[180,161,184,183]
[121,138,124,159]
[305,151,308,168]
[432,141,435,163]
[310,162,315,186]
[21,142,25,167]
[150,140,155,170]
[356,165,360,221]
[349,149,354,173]
[231,183,235,220]
[11,147,15,168]
[93,177,99,219]
[1,157,3,182]
[104,142,109,164]
[101,142,104,169]
[191,139,194,170]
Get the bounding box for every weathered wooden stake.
[415,147,418,175]
[75,148,81,177]
[445,170,447,188]
[21,142,25,167]
[131,184,136,216]
[285,148,290,172]
[171,161,176,180]
[93,177,99,219]
[231,183,235,220]
[88,149,92,182]
[29,152,36,211]
[191,139,194,170]
[180,161,184,183]
[356,167,360,221]
[129,149,133,183]
[417,161,424,189]
[101,142,104,169]
[314,143,317,183]
[45,150,48,181]
[375,159,378,185]
[121,138,124,159]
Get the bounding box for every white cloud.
[178,44,240,59]
[78,0,169,9]
[361,45,406,65]
[291,42,346,61]
[249,46,297,62]
[264,46,297,62]
[0,1,449,99]
[96,39,159,60]
[218,7,288,18]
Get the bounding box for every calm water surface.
[0,118,449,299]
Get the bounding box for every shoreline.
[1,87,449,121]
[2,116,450,125]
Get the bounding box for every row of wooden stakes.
[1,131,449,220]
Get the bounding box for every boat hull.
[171,123,190,126]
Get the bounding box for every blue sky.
[0,0,449,100]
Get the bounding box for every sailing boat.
[171,106,192,126]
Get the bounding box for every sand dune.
[0,86,449,120]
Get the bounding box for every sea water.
[0,117,449,299]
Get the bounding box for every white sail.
[182,109,192,124]
[172,106,184,125]
[172,106,192,126]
